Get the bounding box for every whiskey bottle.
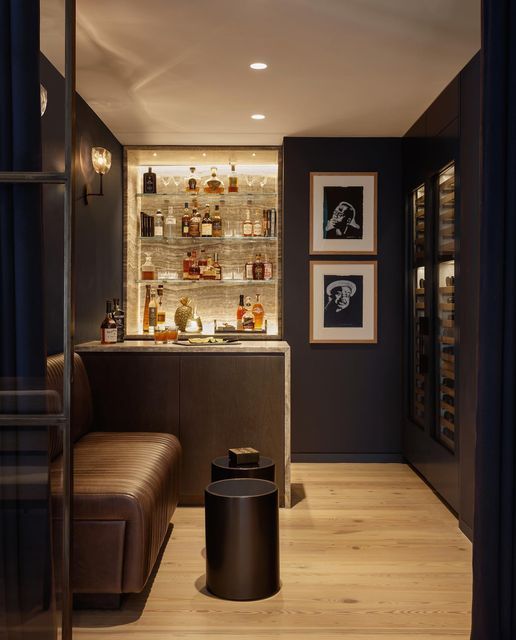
[157,285,166,328]
[188,252,201,280]
[213,252,222,280]
[228,163,238,193]
[198,248,208,279]
[252,253,265,280]
[112,298,125,342]
[253,208,263,237]
[164,206,176,239]
[242,201,253,237]
[154,209,164,237]
[252,293,265,331]
[236,294,245,330]
[187,167,199,193]
[189,207,201,237]
[148,291,157,334]
[242,296,255,331]
[143,167,156,194]
[181,202,190,237]
[100,300,118,344]
[143,284,151,333]
[183,251,193,279]
[141,253,156,280]
[263,255,273,280]
[201,206,213,237]
[204,167,225,194]
[245,258,254,280]
[212,205,223,237]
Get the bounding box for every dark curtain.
[0,1,56,638]
[471,1,516,638]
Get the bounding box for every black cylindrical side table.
[211,455,275,483]
[205,478,280,601]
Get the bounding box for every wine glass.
[160,175,172,191]
[172,175,183,193]
[259,175,268,192]
[245,174,257,192]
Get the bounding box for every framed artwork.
[310,172,377,254]
[310,261,377,343]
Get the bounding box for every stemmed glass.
[160,175,172,191]
[259,175,268,192]
[172,175,183,193]
[245,174,257,192]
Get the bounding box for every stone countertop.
[75,340,290,354]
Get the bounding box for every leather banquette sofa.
[47,353,182,608]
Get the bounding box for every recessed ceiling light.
[251,114,266,120]
[250,62,267,70]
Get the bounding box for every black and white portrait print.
[323,186,364,240]
[323,274,363,328]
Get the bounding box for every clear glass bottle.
[186,167,199,193]
[228,163,238,193]
[253,208,263,237]
[252,293,265,331]
[154,209,164,237]
[204,166,225,194]
[141,253,156,280]
[164,205,176,239]
[143,167,156,194]
[201,205,213,237]
[263,255,273,280]
[242,200,253,237]
[212,204,223,237]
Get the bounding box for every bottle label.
[149,308,157,326]
[189,222,200,236]
[101,327,117,343]
[243,315,255,330]
[243,222,253,236]
[155,227,163,236]
[264,262,273,280]
[201,223,213,236]
[253,221,263,236]
[245,264,254,279]
[188,178,197,191]
[182,225,189,235]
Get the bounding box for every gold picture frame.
[310,172,378,255]
[310,260,378,343]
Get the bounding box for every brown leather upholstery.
[48,353,182,596]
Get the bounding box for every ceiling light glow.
[250,62,268,70]
[251,114,266,120]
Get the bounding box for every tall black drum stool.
[205,478,280,600]
[211,455,275,483]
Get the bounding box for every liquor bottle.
[198,248,208,279]
[187,167,199,193]
[228,163,238,192]
[252,253,265,280]
[262,209,269,237]
[213,252,222,280]
[157,285,166,328]
[253,208,263,236]
[112,298,125,342]
[252,293,265,331]
[242,296,255,331]
[204,167,225,194]
[236,294,245,330]
[189,251,200,280]
[183,251,193,279]
[263,255,273,280]
[212,205,223,237]
[164,206,176,239]
[143,167,156,194]
[201,206,213,237]
[100,300,118,344]
[141,253,156,280]
[143,284,151,333]
[189,207,201,237]
[242,201,253,237]
[154,209,164,237]
[245,258,254,280]
[148,291,157,333]
[181,202,190,237]
[270,208,277,236]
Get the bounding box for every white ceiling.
[41,0,480,145]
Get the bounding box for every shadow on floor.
[290,483,306,507]
[73,524,173,627]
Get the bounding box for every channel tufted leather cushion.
[48,353,182,597]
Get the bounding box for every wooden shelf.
[441,386,455,397]
[441,401,455,414]
[415,288,425,295]
[439,190,455,205]
[440,210,455,222]
[441,353,455,364]
[441,417,455,432]
[416,302,425,310]
[439,336,455,345]
[439,286,455,294]
[439,303,455,311]
[442,319,455,328]
[440,241,455,254]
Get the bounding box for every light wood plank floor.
[73,463,472,639]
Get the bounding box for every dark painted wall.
[283,138,404,458]
[40,55,123,354]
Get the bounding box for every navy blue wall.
[40,55,123,354]
[283,138,404,459]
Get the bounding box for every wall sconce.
[83,147,112,205]
[40,84,48,117]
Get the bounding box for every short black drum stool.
[211,455,275,483]
[205,478,280,600]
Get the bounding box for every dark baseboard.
[291,453,404,463]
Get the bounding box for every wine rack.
[411,184,426,427]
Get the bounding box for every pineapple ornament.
[174,297,193,331]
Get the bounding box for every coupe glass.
[172,176,183,193]
[160,175,172,190]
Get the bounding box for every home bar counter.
[76,340,291,507]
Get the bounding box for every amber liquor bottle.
[143,167,156,194]
[100,300,118,344]
[201,206,213,237]
[187,167,199,193]
[182,202,191,237]
[228,163,238,192]
[252,293,265,331]
[157,285,166,327]
[143,284,151,333]
[236,294,245,330]
[242,296,255,331]
[213,252,222,280]
[148,291,157,334]
[189,208,201,237]
[252,253,265,280]
[212,205,223,237]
